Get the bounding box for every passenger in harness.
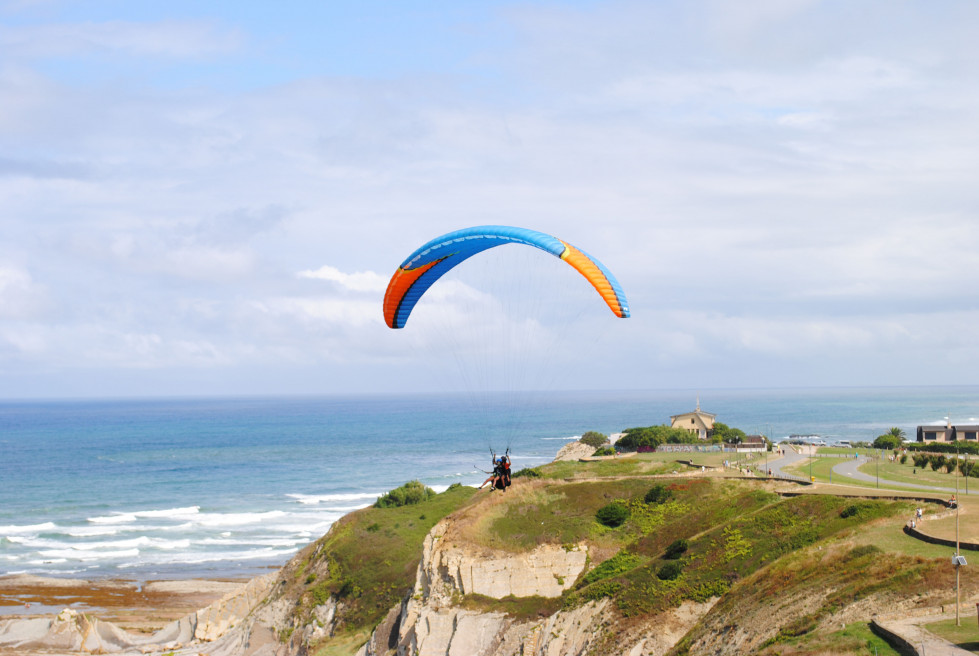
[478,450,512,491]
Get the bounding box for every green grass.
[848,519,954,559]
[537,455,677,479]
[474,478,659,551]
[583,489,902,618]
[817,447,880,457]
[859,460,977,491]
[923,618,979,654]
[535,451,764,480]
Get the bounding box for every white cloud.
[0,265,47,319]
[3,1,979,395]
[260,297,381,329]
[298,265,389,293]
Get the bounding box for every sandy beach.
[0,574,251,634]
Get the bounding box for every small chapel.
[669,399,716,440]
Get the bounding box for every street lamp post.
[956,440,961,626]
[876,449,879,489]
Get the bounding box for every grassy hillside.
[276,482,479,650]
[278,462,978,656]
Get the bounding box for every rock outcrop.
[417,521,587,603]
[553,441,595,462]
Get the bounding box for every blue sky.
[2,0,979,398]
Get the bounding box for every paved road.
[765,446,811,481]
[876,613,977,656]
[831,457,978,496]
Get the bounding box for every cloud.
[298,265,389,293]
[3,1,979,396]
[0,265,47,319]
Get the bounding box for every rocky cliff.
[352,518,716,656]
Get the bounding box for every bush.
[908,441,979,455]
[644,484,673,505]
[581,552,642,585]
[592,446,616,456]
[663,539,688,560]
[840,504,859,519]
[618,425,695,449]
[374,480,436,508]
[872,434,901,450]
[596,501,630,528]
[931,455,946,472]
[512,467,542,478]
[580,431,608,448]
[656,561,683,581]
[900,453,908,464]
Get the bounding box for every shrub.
[656,561,683,581]
[374,480,436,508]
[644,484,673,505]
[900,453,908,464]
[931,455,946,471]
[582,580,621,600]
[512,467,542,479]
[844,544,882,561]
[581,552,642,585]
[596,501,630,528]
[580,431,608,448]
[872,434,901,450]
[592,446,616,457]
[663,539,688,560]
[840,504,859,519]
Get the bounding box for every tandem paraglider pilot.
[479,451,511,491]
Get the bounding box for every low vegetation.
[579,430,608,448]
[373,480,436,508]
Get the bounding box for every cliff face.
[415,520,588,601]
[354,519,715,656]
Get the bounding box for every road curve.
[831,457,977,496]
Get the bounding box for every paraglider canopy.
[383,225,629,329]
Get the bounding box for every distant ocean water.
[2,387,978,581]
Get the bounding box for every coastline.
[0,574,252,633]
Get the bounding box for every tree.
[596,501,630,528]
[872,433,902,451]
[887,427,906,440]
[713,422,747,445]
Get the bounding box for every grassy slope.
[277,483,479,651]
[288,460,979,656]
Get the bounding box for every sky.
[2,0,979,399]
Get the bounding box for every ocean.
[2,386,978,581]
